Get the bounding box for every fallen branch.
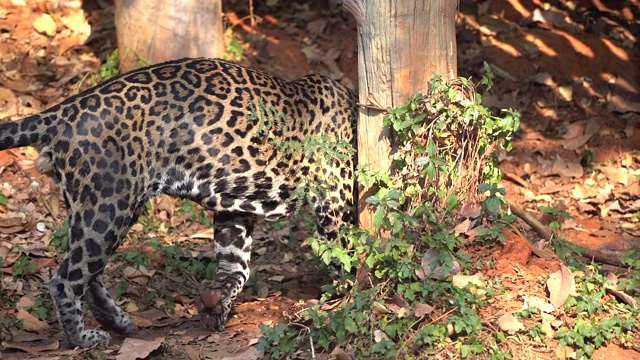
[508,201,552,240]
[508,200,634,268]
[599,262,635,275]
[582,247,630,268]
[507,201,555,261]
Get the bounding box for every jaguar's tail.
[0,114,48,151]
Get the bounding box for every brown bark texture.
[343,0,458,232]
[114,0,224,72]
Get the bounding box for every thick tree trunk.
[114,0,224,72]
[343,0,458,232]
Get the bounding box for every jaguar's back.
[0,58,357,348]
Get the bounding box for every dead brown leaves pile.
[458,1,640,266]
[1,0,100,120]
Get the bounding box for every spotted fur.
[0,58,356,348]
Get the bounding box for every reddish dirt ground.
[0,0,639,359]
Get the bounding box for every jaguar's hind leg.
[50,201,137,348]
[85,276,135,334]
[197,211,255,331]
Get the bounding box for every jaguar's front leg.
[197,212,255,331]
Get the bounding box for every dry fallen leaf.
[413,303,435,317]
[33,13,57,37]
[1,257,54,276]
[383,297,407,317]
[599,166,629,186]
[523,8,581,32]
[123,265,155,285]
[562,119,599,150]
[0,217,27,234]
[373,329,389,343]
[421,249,461,280]
[562,121,586,139]
[452,274,487,296]
[523,295,556,313]
[562,133,594,151]
[59,10,90,38]
[497,313,524,334]
[307,18,328,36]
[130,314,154,328]
[530,72,555,86]
[254,247,267,255]
[551,156,583,178]
[190,228,214,240]
[116,337,164,360]
[137,308,171,324]
[331,346,353,360]
[372,301,392,315]
[558,85,573,101]
[547,266,576,310]
[321,48,344,80]
[538,312,557,338]
[183,344,201,360]
[607,76,640,114]
[221,346,264,360]
[0,87,18,118]
[16,296,49,332]
[460,202,482,219]
[268,275,285,282]
[605,286,638,309]
[1,339,59,353]
[121,299,140,312]
[301,44,323,64]
[453,218,472,236]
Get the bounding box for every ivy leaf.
[427,139,437,156]
[385,189,403,200]
[336,324,346,343]
[366,195,381,205]
[317,333,331,350]
[321,250,332,265]
[373,206,387,229]
[413,113,427,124]
[394,117,414,132]
[423,162,436,180]
[416,156,431,167]
[344,316,358,334]
[332,247,352,272]
[461,344,471,358]
[484,197,501,213]
[0,193,6,206]
[310,237,320,255]
[365,254,377,269]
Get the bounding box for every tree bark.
[114,0,224,72]
[343,0,458,232]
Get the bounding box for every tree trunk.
[343,0,458,233]
[114,0,224,72]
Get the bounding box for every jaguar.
[0,58,357,348]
